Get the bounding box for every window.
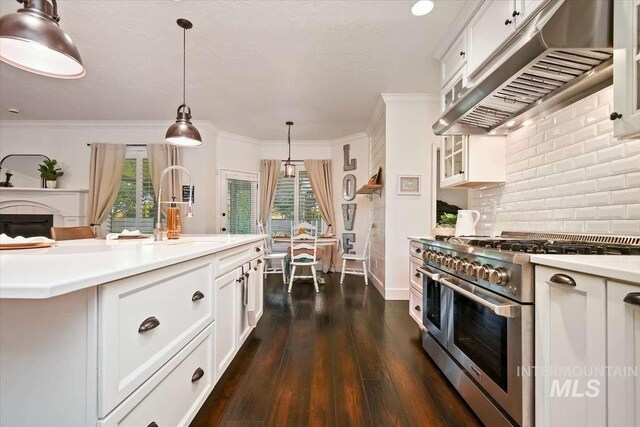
[270,166,323,234]
[223,172,257,234]
[107,147,156,233]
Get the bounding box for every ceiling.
[0,0,466,139]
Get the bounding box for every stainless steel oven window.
[452,293,509,392]
[426,277,442,329]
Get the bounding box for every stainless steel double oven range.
[419,237,535,427]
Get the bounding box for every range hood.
[433,0,613,136]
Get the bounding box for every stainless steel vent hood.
[433,0,613,136]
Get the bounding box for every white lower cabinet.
[408,240,424,328]
[535,266,640,427]
[409,286,423,328]
[214,268,239,379]
[236,266,252,347]
[607,281,640,427]
[98,324,215,427]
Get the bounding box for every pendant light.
[0,0,85,79]
[284,121,295,178]
[165,18,202,147]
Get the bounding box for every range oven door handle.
[417,267,440,281]
[439,277,518,318]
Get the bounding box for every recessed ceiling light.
[7,107,20,114]
[506,120,517,127]
[411,0,434,16]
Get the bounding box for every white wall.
[0,121,218,233]
[468,86,640,236]
[381,94,440,300]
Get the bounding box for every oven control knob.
[451,257,462,270]
[488,268,509,285]
[466,262,480,276]
[477,264,491,280]
[457,260,469,273]
[435,254,445,264]
[443,255,453,267]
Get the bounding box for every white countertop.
[530,255,640,284]
[0,234,264,299]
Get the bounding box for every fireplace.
[0,214,53,238]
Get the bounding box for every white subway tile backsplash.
[573,125,598,143]
[610,155,640,175]
[585,191,611,206]
[585,220,611,233]
[597,205,626,219]
[468,87,638,236]
[611,220,640,235]
[598,175,626,191]
[610,188,640,204]
[574,152,598,168]
[597,145,625,163]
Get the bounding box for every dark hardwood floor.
[190,273,482,427]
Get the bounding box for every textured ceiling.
[0,0,465,139]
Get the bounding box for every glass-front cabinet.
[440,135,468,188]
[612,0,640,139]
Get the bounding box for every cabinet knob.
[414,305,421,312]
[191,367,205,382]
[191,290,205,301]
[415,248,422,253]
[610,112,623,121]
[459,51,465,57]
[512,10,520,17]
[148,423,158,427]
[138,316,160,333]
[504,19,513,25]
[256,247,262,252]
[415,271,421,278]
[257,259,263,264]
[221,227,227,232]
[623,293,640,306]
[458,170,464,174]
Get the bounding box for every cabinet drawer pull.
[623,293,640,306]
[504,18,513,25]
[191,367,205,382]
[414,305,421,312]
[138,316,160,333]
[415,272,421,278]
[257,259,263,264]
[191,290,205,301]
[512,10,520,17]
[256,247,262,252]
[415,248,422,253]
[610,112,622,121]
[546,273,576,287]
[459,51,465,57]
[148,422,158,427]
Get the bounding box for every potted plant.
[432,213,457,237]
[38,159,64,189]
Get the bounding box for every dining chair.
[340,223,373,285]
[258,221,287,284]
[50,226,96,241]
[288,222,319,293]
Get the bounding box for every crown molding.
[216,131,260,145]
[329,132,368,146]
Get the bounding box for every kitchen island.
[0,234,266,427]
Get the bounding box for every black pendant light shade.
[0,0,85,79]
[165,18,202,147]
[284,121,295,178]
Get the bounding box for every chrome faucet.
[154,165,194,241]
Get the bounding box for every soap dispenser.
[166,197,182,240]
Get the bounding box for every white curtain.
[87,143,126,236]
[147,144,183,216]
[259,160,280,227]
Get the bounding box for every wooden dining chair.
[50,226,96,241]
[288,222,319,293]
[258,221,287,284]
[340,223,373,285]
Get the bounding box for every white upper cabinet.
[612,0,640,139]
[518,0,544,22]
[440,134,505,188]
[467,0,516,76]
[441,31,467,88]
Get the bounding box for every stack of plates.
[0,234,56,250]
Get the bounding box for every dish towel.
[0,234,55,244]
[105,229,142,240]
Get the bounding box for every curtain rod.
[86,143,147,147]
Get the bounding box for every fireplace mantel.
[0,188,88,227]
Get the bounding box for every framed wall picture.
[397,175,421,195]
